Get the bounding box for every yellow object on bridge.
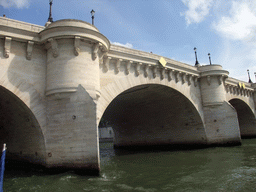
[159,57,167,67]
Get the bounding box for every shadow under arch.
[0,85,46,166]
[229,98,256,138]
[100,84,207,150]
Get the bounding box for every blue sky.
[1,0,256,82]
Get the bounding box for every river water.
[3,139,256,191]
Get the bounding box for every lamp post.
[48,0,53,22]
[208,53,212,65]
[91,9,95,25]
[194,47,199,66]
[247,69,253,83]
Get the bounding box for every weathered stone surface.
[0,16,255,174]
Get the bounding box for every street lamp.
[208,53,212,65]
[194,47,199,66]
[91,9,95,25]
[48,0,53,22]
[247,69,253,83]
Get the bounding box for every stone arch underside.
[229,99,256,137]
[100,84,207,148]
[0,85,46,165]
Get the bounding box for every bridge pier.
[199,65,241,145]
[41,20,110,174]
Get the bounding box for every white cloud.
[0,0,30,8]
[181,0,213,25]
[111,42,133,49]
[213,1,256,41]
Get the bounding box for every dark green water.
[3,139,256,191]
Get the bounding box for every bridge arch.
[229,98,256,138]
[98,72,203,122]
[99,82,207,148]
[0,85,46,165]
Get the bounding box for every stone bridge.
[0,17,255,174]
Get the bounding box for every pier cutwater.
[0,16,255,175]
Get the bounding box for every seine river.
[3,139,256,191]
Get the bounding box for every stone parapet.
[109,45,199,76]
[0,16,44,42]
[40,19,110,52]
[225,77,254,97]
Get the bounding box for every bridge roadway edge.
[0,17,255,174]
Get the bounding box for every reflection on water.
[3,139,256,191]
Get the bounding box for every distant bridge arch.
[229,98,256,137]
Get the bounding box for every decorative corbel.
[188,75,192,86]
[206,76,211,85]
[168,70,173,81]
[218,75,224,85]
[238,88,241,95]
[115,59,121,74]
[100,51,107,61]
[98,43,104,58]
[160,68,165,80]
[144,64,150,77]
[175,71,180,83]
[242,89,245,96]
[126,61,132,75]
[229,86,233,93]
[26,41,34,60]
[135,63,141,76]
[181,73,186,84]
[230,86,233,94]
[92,42,100,60]
[103,56,110,72]
[48,38,58,58]
[153,66,157,78]
[194,76,198,87]
[74,36,80,56]
[225,85,229,93]
[233,87,236,95]
[4,37,12,58]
